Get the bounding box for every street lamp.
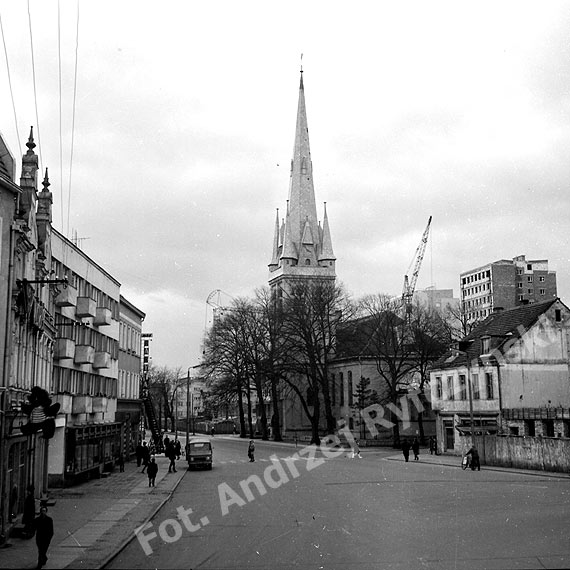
[185,368,190,450]
[454,342,475,441]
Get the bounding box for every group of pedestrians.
[136,435,183,488]
[401,437,421,462]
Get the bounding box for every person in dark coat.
[465,445,481,471]
[174,439,181,460]
[34,506,53,569]
[117,454,125,472]
[141,441,150,473]
[147,457,158,487]
[163,435,170,455]
[166,442,177,473]
[429,436,435,455]
[135,442,144,467]
[401,439,410,462]
[248,440,255,462]
[412,437,420,461]
[22,484,36,538]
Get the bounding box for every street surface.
[106,437,570,570]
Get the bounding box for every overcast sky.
[1,1,569,371]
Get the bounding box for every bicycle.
[461,455,471,470]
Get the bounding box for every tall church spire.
[269,70,336,291]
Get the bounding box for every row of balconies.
[55,393,109,414]
[55,288,112,326]
[54,339,111,368]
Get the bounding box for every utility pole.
[185,368,190,451]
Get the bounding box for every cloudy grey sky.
[1,1,569,370]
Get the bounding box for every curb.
[96,468,187,569]
[385,455,570,479]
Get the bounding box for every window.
[347,371,353,406]
[527,276,533,283]
[517,282,523,288]
[517,269,523,275]
[543,420,555,437]
[527,289,532,294]
[436,377,442,399]
[481,336,490,353]
[539,289,545,295]
[485,372,494,399]
[539,276,545,282]
[518,295,524,301]
[458,375,467,400]
[472,374,479,399]
[339,373,344,406]
[447,376,454,400]
[525,420,535,436]
[555,309,561,322]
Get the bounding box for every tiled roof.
[431,299,560,370]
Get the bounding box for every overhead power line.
[0,8,22,158]
[27,0,43,171]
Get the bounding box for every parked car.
[186,438,213,470]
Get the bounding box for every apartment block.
[460,255,557,324]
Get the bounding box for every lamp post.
[185,368,190,450]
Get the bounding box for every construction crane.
[402,216,432,318]
[205,289,236,327]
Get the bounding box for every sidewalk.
[385,450,570,478]
[0,454,185,569]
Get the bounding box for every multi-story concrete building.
[414,287,459,314]
[117,295,145,459]
[460,255,557,324]
[49,228,122,486]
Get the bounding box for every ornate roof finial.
[42,168,50,191]
[300,52,303,73]
[26,126,36,154]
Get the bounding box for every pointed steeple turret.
[318,202,335,263]
[269,208,280,268]
[268,70,336,291]
[18,126,39,222]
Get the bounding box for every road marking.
[200,516,210,526]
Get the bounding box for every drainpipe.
[495,360,503,434]
[1,220,16,541]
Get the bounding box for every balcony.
[92,396,108,413]
[54,338,75,360]
[74,345,94,365]
[72,395,92,414]
[93,351,111,369]
[93,307,112,327]
[54,394,73,414]
[76,297,96,319]
[55,286,77,308]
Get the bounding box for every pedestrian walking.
[163,435,170,455]
[135,441,144,467]
[412,437,420,461]
[401,439,410,462]
[117,454,125,472]
[248,440,255,462]
[34,506,53,569]
[175,439,181,460]
[351,439,362,459]
[429,436,435,455]
[147,457,158,487]
[141,441,150,473]
[211,425,216,437]
[22,484,36,538]
[166,442,177,473]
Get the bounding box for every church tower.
[268,71,336,296]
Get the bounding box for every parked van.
[186,438,213,470]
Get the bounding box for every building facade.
[0,131,61,537]
[117,295,145,459]
[49,228,122,486]
[460,255,557,324]
[430,299,570,453]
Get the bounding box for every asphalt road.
[106,437,570,570]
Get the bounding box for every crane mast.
[402,216,432,317]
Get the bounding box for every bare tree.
[280,280,354,444]
[357,294,416,447]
